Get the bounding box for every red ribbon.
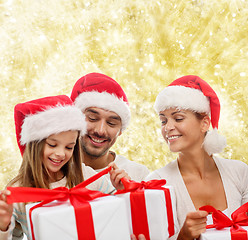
[200,203,248,240]
[115,178,174,239]
[7,166,112,240]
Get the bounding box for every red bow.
[115,178,167,194]
[200,203,248,240]
[7,166,112,240]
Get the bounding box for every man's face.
[82,107,122,158]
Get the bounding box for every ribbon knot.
[116,178,167,194]
[200,202,248,230]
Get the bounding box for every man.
[70,72,149,182]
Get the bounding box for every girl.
[146,75,248,239]
[0,95,127,240]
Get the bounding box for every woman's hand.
[0,189,13,232]
[108,162,130,190]
[177,210,208,240]
[131,234,146,240]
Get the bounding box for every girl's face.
[43,130,78,181]
[159,108,209,153]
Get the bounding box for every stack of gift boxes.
[7,169,179,240]
[8,167,248,240]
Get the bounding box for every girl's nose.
[55,148,65,159]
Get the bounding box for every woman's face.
[159,108,209,153]
[43,130,78,181]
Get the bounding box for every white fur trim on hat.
[154,86,211,114]
[20,105,87,145]
[74,91,131,130]
[202,128,227,155]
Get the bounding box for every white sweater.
[0,164,114,240]
[95,153,150,182]
[146,156,248,236]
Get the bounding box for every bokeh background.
[1,0,248,189]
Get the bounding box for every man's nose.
[95,120,107,136]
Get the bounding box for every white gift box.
[116,186,179,240]
[26,195,131,240]
[200,226,248,240]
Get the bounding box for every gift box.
[26,196,131,240]
[199,203,248,240]
[7,167,131,240]
[200,226,248,240]
[115,179,179,240]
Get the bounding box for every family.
[0,73,247,240]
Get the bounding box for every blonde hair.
[9,133,84,189]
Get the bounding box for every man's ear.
[201,115,211,133]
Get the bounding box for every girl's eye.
[66,146,73,150]
[47,143,56,147]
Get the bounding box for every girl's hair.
[9,132,84,189]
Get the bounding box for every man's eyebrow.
[86,109,121,121]
[85,109,99,114]
[109,115,121,121]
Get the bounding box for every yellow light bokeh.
[1,0,248,189]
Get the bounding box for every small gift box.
[115,178,179,240]
[199,203,248,240]
[7,167,131,240]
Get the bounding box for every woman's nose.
[165,119,175,132]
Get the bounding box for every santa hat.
[70,72,130,130]
[154,75,226,155]
[14,95,87,156]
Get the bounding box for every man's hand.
[108,162,131,190]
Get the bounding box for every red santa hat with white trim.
[154,75,226,155]
[70,72,131,130]
[14,95,87,156]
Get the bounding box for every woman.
[146,75,248,239]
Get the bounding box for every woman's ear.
[201,115,211,133]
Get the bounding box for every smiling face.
[43,130,78,181]
[82,107,122,158]
[159,108,209,154]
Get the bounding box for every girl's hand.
[0,189,13,232]
[130,234,146,240]
[177,210,208,240]
[108,162,130,190]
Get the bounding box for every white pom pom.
[202,128,227,155]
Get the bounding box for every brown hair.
[9,133,84,189]
[194,112,208,120]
